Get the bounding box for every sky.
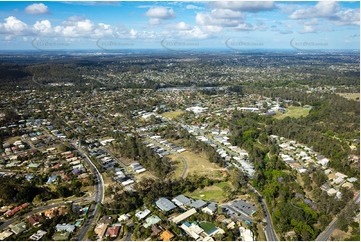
[0,1,359,51]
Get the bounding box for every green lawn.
[274,106,312,120]
[52,232,70,241]
[160,110,184,119]
[184,181,232,203]
[214,181,230,189]
[257,224,266,241]
[200,222,217,234]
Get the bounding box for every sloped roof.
[189,199,207,209]
[156,197,176,212]
[172,195,192,206]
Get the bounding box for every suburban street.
[71,142,105,241]
[0,139,102,240]
[247,184,279,241]
[0,197,87,231]
[316,193,360,241]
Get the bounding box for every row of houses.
[271,135,357,199]
[194,133,255,177]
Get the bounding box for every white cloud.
[289,1,339,19]
[210,9,244,19]
[0,16,28,35]
[179,26,209,39]
[196,12,244,28]
[185,4,203,10]
[146,7,175,25]
[304,18,319,26]
[211,1,276,12]
[333,9,360,26]
[299,25,318,34]
[174,22,192,30]
[290,1,359,27]
[146,7,175,19]
[33,20,52,35]
[130,28,137,38]
[25,3,49,15]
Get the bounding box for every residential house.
[135,208,151,220]
[118,213,130,223]
[143,215,161,228]
[172,195,192,207]
[55,224,76,233]
[189,200,207,209]
[159,230,174,241]
[240,227,254,241]
[29,230,47,241]
[0,230,13,241]
[202,203,217,215]
[9,222,27,235]
[151,225,162,237]
[94,223,108,239]
[155,197,177,212]
[180,222,205,240]
[106,225,121,238]
[28,215,43,226]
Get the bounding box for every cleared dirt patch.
[160,110,184,119]
[168,151,225,179]
[336,93,360,101]
[274,106,312,119]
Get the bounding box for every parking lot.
[221,198,257,222]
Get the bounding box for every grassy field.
[200,222,217,234]
[257,224,267,241]
[160,110,184,119]
[169,158,185,178]
[5,136,22,144]
[185,181,232,203]
[336,93,360,101]
[274,106,312,120]
[168,151,225,179]
[134,170,157,180]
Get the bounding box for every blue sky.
[0,1,359,50]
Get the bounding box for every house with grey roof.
[172,195,193,207]
[202,202,217,215]
[55,223,76,233]
[155,197,177,212]
[189,199,207,209]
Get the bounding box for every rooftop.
[172,194,192,207]
[155,197,177,212]
[189,199,207,209]
[160,230,174,241]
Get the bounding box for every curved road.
[178,155,188,179]
[0,142,105,241]
[316,193,360,241]
[248,184,279,241]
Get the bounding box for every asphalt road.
[248,184,279,241]
[0,197,85,231]
[315,193,360,241]
[72,142,104,241]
